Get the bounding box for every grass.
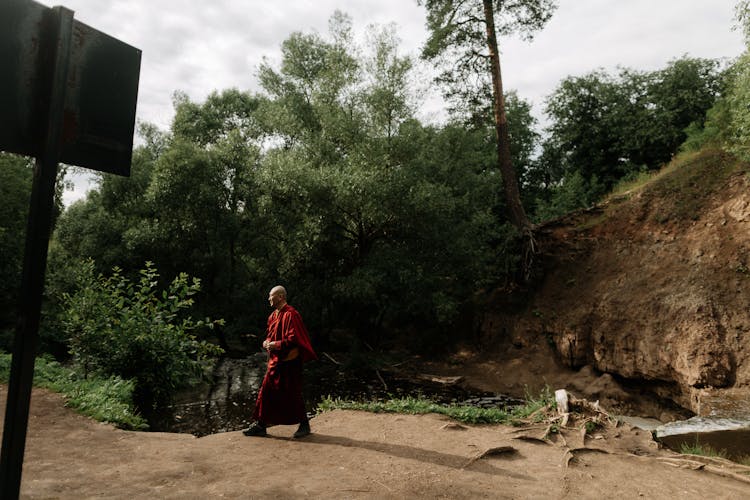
[317,387,554,426]
[588,149,747,229]
[0,352,148,430]
[608,169,660,199]
[679,441,728,459]
[647,149,742,223]
[679,442,750,468]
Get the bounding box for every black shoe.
[293,421,310,438]
[243,422,267,437]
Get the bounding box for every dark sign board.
[0,0,46,160]
[0,0,141,176]
[1,3,142,497]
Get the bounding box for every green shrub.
[61,260,223,408]
[0,352,147,430]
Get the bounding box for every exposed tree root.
[463,446,518,468]
[563,447,611,468]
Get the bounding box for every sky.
[35,0,746,205]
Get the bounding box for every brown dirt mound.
[472,150,750,417]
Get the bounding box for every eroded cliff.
[483,149,750,415]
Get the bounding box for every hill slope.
[482,149,750,416]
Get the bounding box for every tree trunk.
[482,0,530,232]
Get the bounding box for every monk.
[243,285,317,438]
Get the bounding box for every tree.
[544,71,628,187]
[253,13,512,344]
[0,154,33,346]
[718,1,750,159]
[543,57,722,197]
[0,153,69,350]
[736,0,750,46]
[419,0,557,231]
[51,12,525,352]
[646,57,721,163]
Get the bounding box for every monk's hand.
[263,340,278,351]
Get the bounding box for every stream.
[147,355,522,437]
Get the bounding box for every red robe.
[252,304,317,425]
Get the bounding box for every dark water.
[147,355,521,436]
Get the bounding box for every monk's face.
[268,289,283,309]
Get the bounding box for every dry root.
[463,446,518,468]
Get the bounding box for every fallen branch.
[322,352,341,365]
[375,369,388,390]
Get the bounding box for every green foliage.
[543,57,722,195]
[419,0,557,229]
[724,52,750,160]
[518,385,555,420]
[679,441,728,459]
[250,15,516,343]
[680,97,734,154]
[46,7,741,357]
[533,172,603,222]
[318,387,554,425]
[0,153,32,347]
[420,0,557,111]
[61,260,223,408]
[736,0,750,48]
[0,352,147,430]
[48,13,530,355]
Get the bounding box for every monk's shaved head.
[270,285,286,299]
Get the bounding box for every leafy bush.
[0,352,147,429]
[61,261,223,408]
[533,172,604,222]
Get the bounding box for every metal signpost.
[0,1,141,497]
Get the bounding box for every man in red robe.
[244,285,317,438]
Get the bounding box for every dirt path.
[4,386,750,499]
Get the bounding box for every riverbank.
[6,385,750,498]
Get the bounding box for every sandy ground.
[4,386,750,499]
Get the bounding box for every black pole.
[0,7,73,499]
